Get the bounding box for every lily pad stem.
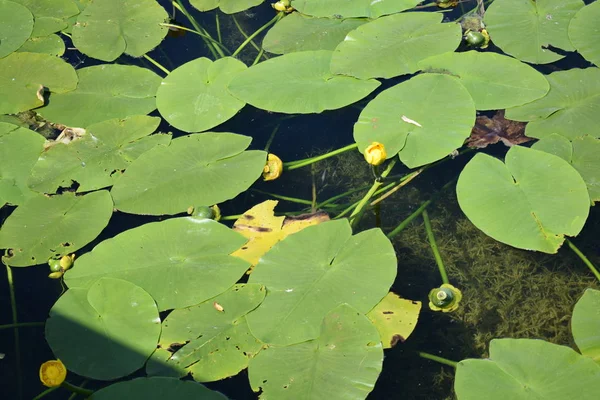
[232,12,284,57]
[284,143,358,170]
[160,23,231,54]
[232,15,269,61]
[172,0,223,59]
[5,263,23,399]
[349,160,397,227]
[142,54,170,76]
[61,381,93,397]
[566,239,600,282]
[417,351,458,368]
[251,189,339,208]
[423,210,449,284]
[334,182,396,219]
[0,321,44,330]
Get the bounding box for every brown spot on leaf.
[382,311,394,315]
[466,110,530,149]
[390,334,405,347]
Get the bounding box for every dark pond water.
[1,1,599,399]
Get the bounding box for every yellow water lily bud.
[364,142,387,166]
[262,153,283,181]
[48,271,64,279]
[40,359,67,387]
[272,1,287,11]
[428,284,462,313]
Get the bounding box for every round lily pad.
[0,52,78,115]
[37,64,161,127]
[331,12,461,79]
[46,278,161,380]
[72,0,168,62]
[228,50,380,114]
[456,146,590,253]
[455,339,600,399]
[156,57,246,133]
[92,377,227,399]
[13,0,79,36]
[292,0,420,18]
[16,34,65,56]
[569,1,600,67]
[246,219,397,345]
[418,51,549,110]
[64,218,250,311]
[572,288,600,363]
[248,304,383,399]
[0,190,113,267]
[0,0,34,58]
[190,0,263,14]
[354,73,475,168]
[484,0,584,64]
[111,133,266,215]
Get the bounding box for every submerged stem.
[417,351,458,368]
[0,321,44,330]
[349,160,397,227]
[5,264,23,400]
[232,13,283,57]
[160,23,231,54]
[284,143,358,170]
[423,209,449,284]
[566,239,600,282]
[172,0,223,58]
[142,54,170,75]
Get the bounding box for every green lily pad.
[484,0,584,64]
[572,288,600,363]
[456,146,590,253]
[92,377,227,399]
[147,284,265,381]
[0,125,44,206]
[46,278,161,380]
[64,218,250,311]
[366,292,421,349]
[505,68,600,140]
[156,57,246,133]
[111,133,266,215]
[418,51,549,110]
[569,1,600,67]
[0,52,78,115]
[331,12,461,79]
[190,0,263,14]
[28,116,168,194]
[248,304,383,399]
[293,0,420,18]
[72,0,168,62]
[354,73,475,168]
[37,64,161,127]
[228,50,380,114]
[13,0,79,36]
[16,34,65,56]
[0,0,33,58]
[262,13,366,54]
[246,219,396,345]
[532,133,600,204]
[0,190,113,267]
[455,338,600,399]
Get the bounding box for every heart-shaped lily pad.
[46,278,161,380]
[456,146,590,253]
[568,1,600,67]
[0,0,33,58]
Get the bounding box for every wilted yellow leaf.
[231,200,329,273]
[367,292,421,348]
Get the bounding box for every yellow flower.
[364,142,387,166]
[40,359,67,387]
[262,153,283,181]
[428,284,463,313]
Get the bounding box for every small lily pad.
[367,292,421,349]
[16,34,65,56]
[190,0,263,14]
[13,0,79,36]
[569,1,600,67]
[46,278,161,380]
[0,0,34,58]
[292,0,420,18]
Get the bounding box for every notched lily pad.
[572,288,600,363]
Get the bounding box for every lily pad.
[37,64,161,127]
[64,218,250,311]
[0,125,44,206]
[484,0,584,64]
[572,288,600,363]
[569,1,600,67]
[147,284,265,381]
[248,304,383,399]
[354,73,475,168]
[92,377,227,399]
[532,133,600,204]
[246,219,397,345]
[0,52,78,115]
[72,0,168,62]
[0,190,113,267]
[190,0,263,14]
[13,0,79,36]
[456,146,590,253]
[111,133,266,215]
[366,292,421,349]
[418,51,549,110]
[455,338,600,399]
[262,13,366,54]
[46,278,161,380]
[331,12,461,80]
[228,50,380,114]
[16,34,65,56]
[156,57,246,133]
[28,116,168,194]
[0,0,34,58]
[292,0,420,18]
[505,68,600,140]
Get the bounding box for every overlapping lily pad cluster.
[1,0,600,399]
